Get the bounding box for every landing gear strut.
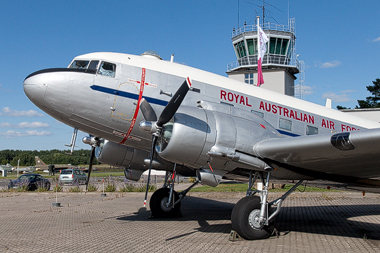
[231,171,303,240]
[150,169,199,218]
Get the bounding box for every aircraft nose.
[23,72,47,106]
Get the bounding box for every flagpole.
[257,16,261,86]
[257,16,260,63]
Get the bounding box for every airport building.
[227,17,305,98]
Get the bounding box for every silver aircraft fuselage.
[23,52,380,181]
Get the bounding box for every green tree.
[336,105,349,110]
[356,78,380,108]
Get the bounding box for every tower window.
[269,38,289,56]
[246,39,257,55]
[234,41,246,58]
[245,73,254,85]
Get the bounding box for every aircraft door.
[92,62,120,124]
[109,66,146,128]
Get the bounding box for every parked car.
[8,174,50,191]
[58,169,87,185]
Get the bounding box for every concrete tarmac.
[0,189,380,252]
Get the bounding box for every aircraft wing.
[252,128,380,187]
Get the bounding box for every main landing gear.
[231,171,303,240]
[149,169,199,218]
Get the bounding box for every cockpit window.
[70,60,89,69]
[88,60,99,70]
[98,62,116,78]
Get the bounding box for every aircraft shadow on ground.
[115,196,380,240]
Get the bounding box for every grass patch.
[36,186,49,192]
[191,183,338,193]
[119,184,157,192]
[91,172,124,178]
[191,183,248,192]
[104,182,116,192]
[53,185,63,192]
[87,183,98,192]
[68,186,82,192]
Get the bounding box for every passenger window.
[69,60,89,69]
[98,62,116,78]
[88,60,99,70]
[306,125,318,135]
[279,118,292,131]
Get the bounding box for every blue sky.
[1,0,380,151]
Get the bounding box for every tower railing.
[232,20,295,37]
[227,54,300,72]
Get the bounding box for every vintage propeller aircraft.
[24,51,380,240]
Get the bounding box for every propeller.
[82,136,99,191]
[139,98,157,122]
[86,146,96,191]
[140,77,192,209]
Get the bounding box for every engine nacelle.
[96,140,148,170]
[96,140,197,181]
[157,103,281,170]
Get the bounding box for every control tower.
[227,17,302,96]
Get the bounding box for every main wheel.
[231,195,274,240]
[150,188,181,218]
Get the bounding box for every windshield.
[69,60,89,69]
[60,170,73,174]
[18,175,35,180]
[69,60,100,71]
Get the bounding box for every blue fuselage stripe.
[276,129,300,137]
[90,85,168,106]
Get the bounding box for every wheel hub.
[248,209,263,229]
[160,197,172,212]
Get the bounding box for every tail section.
[35,156,46,166]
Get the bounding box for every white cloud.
[18,122,49,128]
[0,122,49,128]
[320,60,341,68]
[25,130,52,136]
[2,107,44,117]
[0,130,52,138]
[294,84,314,95]
[322,91,351,102]
[373,37,380,42]
[0,123,12,128]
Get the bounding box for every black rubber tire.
[28,183,37,191]
[231,195,274,240]
[149,188,181,218]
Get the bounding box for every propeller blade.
[139,77,191,212]
[157,77,191,127]
[86,146,96,191]
[139,98,157,122]
[143,135,158,207]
